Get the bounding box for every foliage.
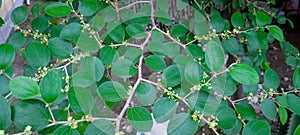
[0,0,300,134]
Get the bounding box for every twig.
[48,106,56,122]
[118,1,151,11]
[233,97,248,103]
[154,27,186,49]
[140,78,158,86]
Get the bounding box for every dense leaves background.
[0,0,300,134]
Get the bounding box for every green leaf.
[263,69,280,90]
[53,126,80,135]
[294,125,300,135]
[286,94,300,115]
[89,15,105,31]
[167,113,199,135]
[40,70,62,103]
[231,11,244,28]
[124,47,142,64]
[152,97,177,123]
[0,0,2,8]
[125,23,147,39]
[60,23,82,41]
[193,21,209,36]
[222,37,239,55]
[294,68,300,89]
[171,24,188,37]
[229,64,259,85]
[184,61,203,85]
[107,22,125,42]
[68,87,95,115]
[162,65,181,87]
[236,102,256,121]
[261,98,277,120]
[186,44,204,59]
[12,99,50,131]
[136,83,156,106]
[25,42,50,68]
[98,81,127,102]
[100,46,119,66]
[278,106,288,125]
[211,73,237,96]
[126,106,153,132]
[0,75,10,96]
[188,91,222,115]
[31,16,49,32]
[0,96,11,130]
[223,120,242,135]
[0,44,15,70]
[157,0,169,11]
[155,10,172,25]
[256,11,271,26]
[82,56,104,81]
[11,6,28,25]
[210,11,225,32]
[112,59,137,78]
[151,30,164,43]
[79,0,103,16]
[242,119,271,135]
[9,76,39,100]
[76,32,99,53]
[148,42,180,58]
[286,56,298,66]
[8,32,27,50]
[0,17,4,27]
[44,3,71,17]
[216,108,236,129]
[48,37,73,59]
[276,96,289,108]
[84,119,115,135]
[205,41,225,72]
[71,71,94,87]
[144,55,167,72]
[268,25,284,41]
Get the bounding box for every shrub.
[0,0,300,134]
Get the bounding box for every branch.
[118,1,151,11]
[154,27,186,49]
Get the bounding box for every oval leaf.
[68,87,95,115]
[126,106,153,132]
[268,25,284,41]
[236,102,256,121]
[205,41,225,72]
[11,6,28,25]
[184,60,203,85]
[263,69,280,90]
[44,3,71,17]
[25,42,50,68]
[136,82,156,106]
[144,55,167,72]
[40,70,62,103]
[294,68,300,90]
[0,44,15,70]
[261,98,277,120]
[60,23,82,41]
[53,126,80,135]
[9,76,39,99]
[84,119,115,135]
[152,97,177,123]
[98,81,127,102]
[100,46,119,66]
[216,108,237,129]
[48,37,73,59]
[242,119,271,135]
[0,96,11,130]
[162,65,181,87]
[278,106,288,125]
[111,59,137,78]
[286,94,300,115]
[229,64,259,85]
[12,99,50,131]
[167,113,198,135]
